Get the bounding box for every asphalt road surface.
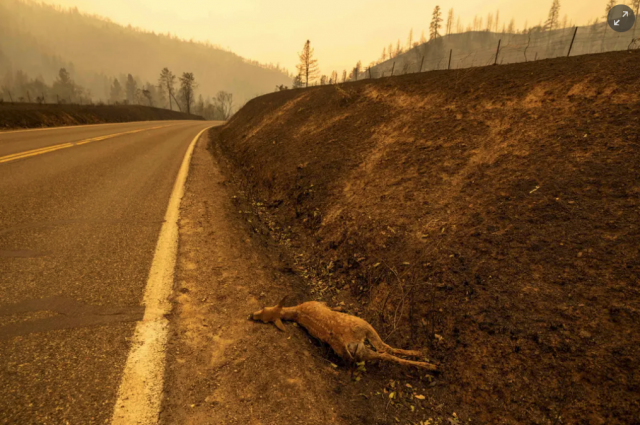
[0,120,216,424]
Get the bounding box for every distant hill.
[0,0,291,104]
[368,22,633,77]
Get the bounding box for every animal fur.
[251,297,437,370]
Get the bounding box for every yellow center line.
[0,143,75,163]
[0,125,173,164]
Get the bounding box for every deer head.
[251,296,287,331]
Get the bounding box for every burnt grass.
[210,50,640,424]
[0,103,204,130]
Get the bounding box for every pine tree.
[158,68,176,110]
[109,78,122,103]
[544,0,561,31]
[429,6,443,40]
[296,40,320,88]
[178,72,196,114]
[420,30,427,44]
[292,74,303,88]
[125,74,137,103]
[495,10,500,32]
[381,46,387,62]
[507,18,516,33]
[52,68,76,103]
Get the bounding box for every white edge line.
[111,125,212,425]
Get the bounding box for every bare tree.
[352,60,362,81]
[446,9,454,35]
[215,91,233,120]
[486,13,494,32]
[544,0,561,31]
[342,70,347,83]
[142,89,153,106]
[179,72,197,115]
[296,40,320,88]
[633,0,640,38]
[602,0,616,50]
[407,28,414,50]
[158,68,176,110]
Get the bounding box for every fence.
[346,23,639,81]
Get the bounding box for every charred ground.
[210,50,640,423]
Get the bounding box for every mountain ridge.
[0,0,291,104]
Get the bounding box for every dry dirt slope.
[211,50,640,424]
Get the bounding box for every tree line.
[110,68,232,119]
[0,67,234,120]
[281,0,639,90]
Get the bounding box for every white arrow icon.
[614,19,620,26]
[623,11,629,17]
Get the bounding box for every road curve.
[0,120,218,424]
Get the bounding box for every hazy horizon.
[45,0,607,77]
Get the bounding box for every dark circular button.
[607,4,635,32]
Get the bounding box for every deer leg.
[366,327,423,358]
[357,346,437,371]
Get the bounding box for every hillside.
[0,0,291,104]
[0,104,203,130]
[209,50,640,423]
[369,22,635,77]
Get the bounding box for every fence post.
[567,27,578,57]
[448,49,452,70]
[494,39,501,65]
[369,67,372,79]
[391,62,395,76]
[419,56,425,72]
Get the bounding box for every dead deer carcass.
[251,297,436,370]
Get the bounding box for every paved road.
[0,120,216,424]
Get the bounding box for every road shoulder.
[160,133,351,424]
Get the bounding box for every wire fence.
[344,23,639,82]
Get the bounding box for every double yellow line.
[0,125,171,164]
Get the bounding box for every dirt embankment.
[0,103,204,130]
[210,50,640,424]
